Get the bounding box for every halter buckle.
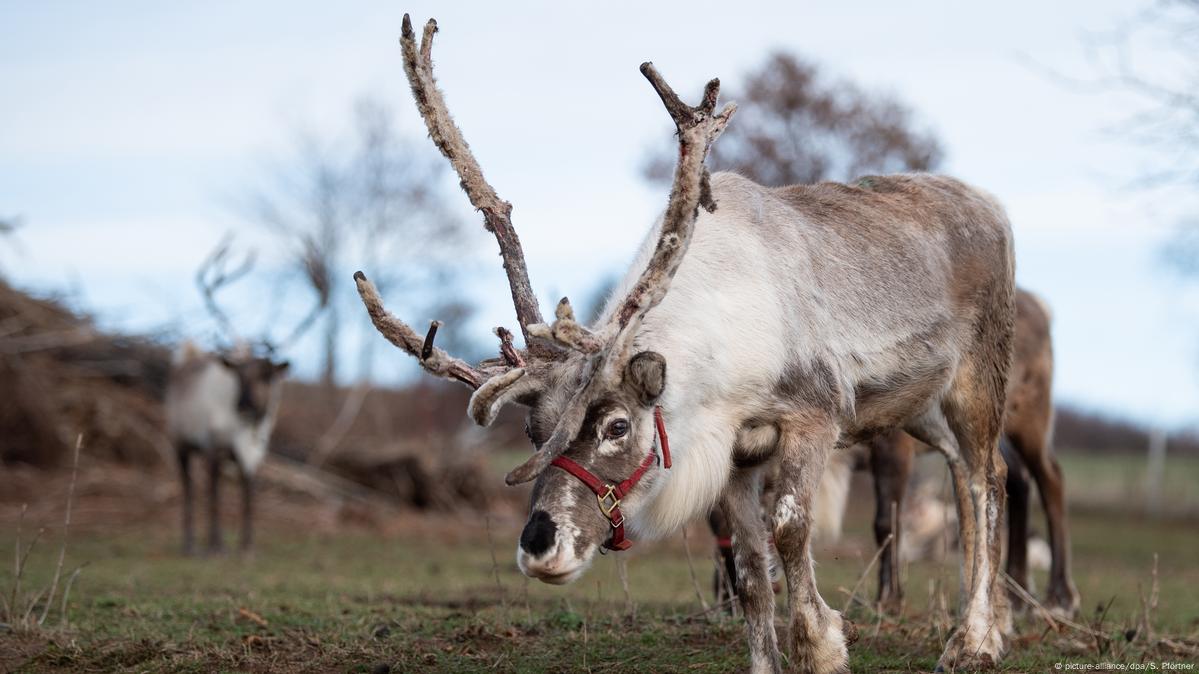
[596,485,621,520]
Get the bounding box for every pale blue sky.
[2,1,1196,431]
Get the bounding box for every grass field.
[1056,450,1199,517]
[2,473,1197,674]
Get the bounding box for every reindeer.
[166,236,323,555]
[355,16,1015,672]
[709,285,1079,618]
[862,289,1079,616]
[710,289,1081,619]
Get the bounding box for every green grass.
[2,501,1196,673]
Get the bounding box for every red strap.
[548,407,672,552]
[550,455,608,494]
[654,406,671,469]
[716,536,733,549]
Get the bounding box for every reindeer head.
[218,350,291,421]
[356,15,734,584]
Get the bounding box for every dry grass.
[0,490,1195,673]
[1,436,83,634]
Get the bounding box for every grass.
[1,495,1197,673]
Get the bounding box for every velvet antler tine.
[196,234,256,346]
[495,327,525,368]
[699,78,720,114]
[354,271,485,389]
[419,18,436,63]
[640,62,692,126]
[421,321,442,361]
[601,63,735,365]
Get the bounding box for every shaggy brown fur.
[709,289,1079,619]
[864,289,1079,615]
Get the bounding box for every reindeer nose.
[520,510,557,556]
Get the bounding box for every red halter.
[549,406,672,551]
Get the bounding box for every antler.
[399,14,545,345]
[196,233,256,346]
[503,64,735,485]
[526,64,735,360]
[609,64,735,352]
[527,298,605,354]
[353,15,564,410]
[355,271,501,388]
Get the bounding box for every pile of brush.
[0,279,170,468]
[0,278,510,514]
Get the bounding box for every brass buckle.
[597,485,622,524]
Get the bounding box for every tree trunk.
[321,303,338,392]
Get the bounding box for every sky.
[1,1,1197,431]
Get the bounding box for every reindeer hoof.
[879,595,904,617]
[936,628,1002,672]
[1045,587,1081,620]
[935,652,997,673]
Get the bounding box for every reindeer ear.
[623,351,666,406]
[468,369,542,427]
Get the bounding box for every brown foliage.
[0,279,511,512]
[0,279,169,467]
[643,51,943,187]
[274,379,515,511]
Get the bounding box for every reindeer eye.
[606,419,630,439]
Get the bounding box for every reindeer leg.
[177,444,195,556]
[206,452,225,555]
[719,467,781,674]
[708,509,738,611]
[869,431,914,614]
[1018,432,1080,617]
[238,462,255,554]
[773,411,851,674]
[1002,437,1032,611]
[930,358,1009,670]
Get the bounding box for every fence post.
[1145,427,1167,517]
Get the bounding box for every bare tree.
[643,51,943,187]
[1077,0,1198,190]
[1039,2,1199,271]
[250,138,346,388]
[248,96,468,389]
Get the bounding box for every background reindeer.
[356,15,1015,672]
[709,287,1081,618]
[165,236,325,555]
[851,288,1079,617]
